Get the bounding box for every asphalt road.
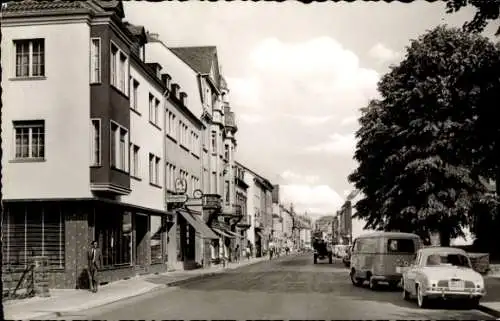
[67,255,495,320]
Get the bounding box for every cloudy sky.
[123,2,496,239]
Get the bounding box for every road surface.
[65,255,495,320]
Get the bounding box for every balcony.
[202,194,222,211]
[237,215,252,229]
[224,111,238,132]
[220,204,242,217]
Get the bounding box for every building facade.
[1,0,242,290]
[1,1,180,288]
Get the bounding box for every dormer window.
[171,83,180,99]
[180,92,188,106]
[161,73,171,89]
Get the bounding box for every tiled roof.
[169,46,217,75]
[2,0,86,12]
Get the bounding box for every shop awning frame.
[224,229,243,239]
[176,209,219,239]
[212,228,236,239]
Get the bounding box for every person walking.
[269,240,275,260]
[87,240,103,293]
[235,244,240,263]
[246,244,251,260]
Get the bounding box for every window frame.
[109,120,129,172]
[130,78,139,112]
[109,40,129,95]
[130,143,140,179]
[14,38,45,78]
[90,37,101,84]
[13,120,45,161]
[90,118,101,166]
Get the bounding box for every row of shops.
[1,197,262,289]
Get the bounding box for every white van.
[349,232,422,290]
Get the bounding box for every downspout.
[162,87,171,265]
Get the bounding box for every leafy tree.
[445,0,500,35]
[349,25,500,246]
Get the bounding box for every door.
[405,251,421,294]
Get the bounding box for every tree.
[446,0,500,35]
[349,25,500,246]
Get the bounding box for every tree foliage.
[446,0,500,35]
[349,25,500,245]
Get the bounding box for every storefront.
[2,198,171,289]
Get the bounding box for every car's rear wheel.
[350,270,363,287]
[416,284,429,308]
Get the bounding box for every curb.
[165,258,267,287]
[478,304,500,319]
[10,284,167,320]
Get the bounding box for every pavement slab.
[56,255,498,320]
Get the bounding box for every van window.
[387,238,415,253]
[359,238,377,253]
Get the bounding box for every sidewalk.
[4,256,268,320]
[478,265,500,318]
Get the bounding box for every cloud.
[225,77,261,109]
[280,184,344,216]
[283,114,336,126]
[238,113,268,124]
[305,133,356,156]
[368,43,403,64]
[280,170,319,184]
[340,116,358,126]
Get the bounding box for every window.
[387,239,415,253]
[14,39,45,78]
[149,93,154,123]
[211,130,217,154]
[110,42,128,94]
[110,121,129,172]
[166,163,176,191]
[167,111,176,139]
[13,120,45,160]
[130,78,139,111]
[225,180,230,203]
[155,98,160,126]
[149,153,160,185]
[211,171,217,194]
[224,144,229,160]
[90,119,101,166]
[90,38,101,83]
[203,168,209,192]
[3,204,65,269]
[95,210,132,267]
[130,143,140,178]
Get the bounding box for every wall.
[121,63,165,210]
[2,22,92,199]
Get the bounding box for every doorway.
[135,213,148,268]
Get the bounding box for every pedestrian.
[87,240,103,293]
[269,241,275,260]
[246,244,251,260]
[235,244,240,263]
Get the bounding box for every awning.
[212,227,236,239]
[225,229,243,239]
[176,209,219,239]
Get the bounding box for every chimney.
[146,63,162,79]
[171,83,180,99]
[180,92,188,106]
[161,73,171,89]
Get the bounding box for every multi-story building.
[236,162,273,257]
[0,0,187,287]
[234,162,250,250]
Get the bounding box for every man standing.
[88,240,103,293]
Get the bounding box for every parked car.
[401,247,486,309]
[343,246,352,268]
[350,232,422,290]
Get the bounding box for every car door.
[405,251,421,294]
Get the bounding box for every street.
[64,255,495,320]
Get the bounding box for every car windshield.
[425,253,471,268]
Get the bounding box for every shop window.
[95,210,132,267]
[150,215,163,264]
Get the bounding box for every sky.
[123,1,497,241]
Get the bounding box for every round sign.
[174,178,187,194]
[193,189,203,199]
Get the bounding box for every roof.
[169,46,217,75]
[419,246,467,255]
[2,0,124,18]
[355,232,421,239]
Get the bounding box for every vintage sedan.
[401,247,486,308]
